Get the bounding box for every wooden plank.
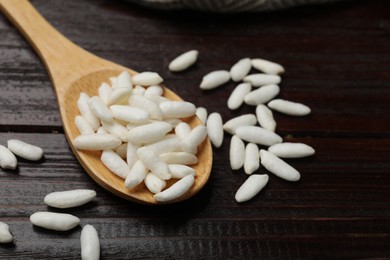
[1,220,390,259]
[0,133,389,218]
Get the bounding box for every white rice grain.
[126,142,139,168]
[145,94,170,105]
[124,160,148,189]
[154,175,194,202]
[133,85,146,95]
[235,126,282,146]
[251,58,285,75]
[160,152,198,165]
[200,70,230,90]
[268,99,311,116]
[96,127,108,134]
[137,147,171,180]
[268,142,315,158]
[227,82,251,110]
[260,149,300,181]
[144,173,166,194]
[195,107,208,125]
[243,74,281,87]
[0,145,18,170]
[101,150,131,179]
[89,96,113,121]
[127,121,172,145]
[235,174,269,203]
[206,112,223,148]
[98,82,112,104]
[101,119,128,142]
[175,122,192,141]
[223,114,257,135]
[0,222,13,243]
[244,143,260,175]
[7,139,44,161]
[168,164,196,179]
[230,58,252,82]
[75,115,95,135]
[107,87,132,106]
[30,212,80,231]
[81,224,100,260]
[144,85,164,96]
[160,101,196,119]
[73,134,121,150]
[256,104,276,132]
[144,135,181,155]
[132,72,163,86]
[77,93,100,131]
[110,105,149,123]
[229,135,245,170]
[180,125,207,154]
[44,189,96,208]
[117,71,133,89]
[244,84,280,106]
[169,50,199,72]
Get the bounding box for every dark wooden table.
[0,0,389,259]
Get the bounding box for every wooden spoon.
[0,0,212,204]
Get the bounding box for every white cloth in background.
[123,0,346,12]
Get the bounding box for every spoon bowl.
[0,0,212,204]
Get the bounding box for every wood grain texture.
[0,0,389,258]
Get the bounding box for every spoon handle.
[0,0,111,91]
